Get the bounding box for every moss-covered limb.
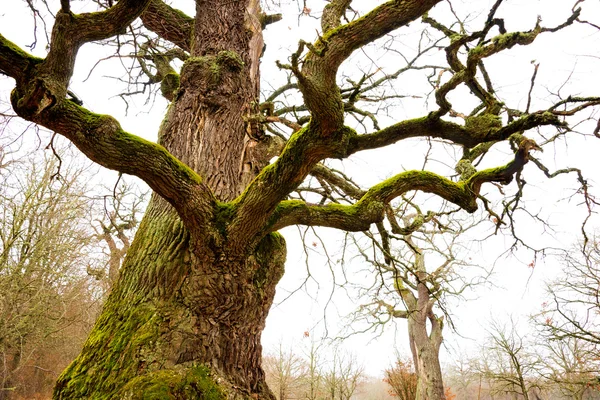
[431,19,541,116]
[321,0,352,33]
[140,0,194,52]
[70,0,150,43]
[39,0,150,89]
[348,115,474,152]
[297,0,441,135]
[227,124,356,251]
[0,34,42,81]
[493,111,565,140]
[465,136,541,194]
[10,96,216,233]
[431,9,580,118]
[267,199,385,233]
[314,0,441,71]
[348,109,564,157]
[136,41,185,101]
[269,139,539,232]
[423,14,499,112]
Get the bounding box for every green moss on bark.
[119,365,225,400]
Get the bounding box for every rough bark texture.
[55,199,285,399]
[53,0,285,398]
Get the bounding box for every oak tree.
[353,212,480,399]
[1,0,599,398]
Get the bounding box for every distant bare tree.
[541,237,600,348]
[539,336,599,400]
[301,337,324,400]
[351,207,483,399]
[323,348,364,400]
[478,318,542,400]
[0,146,98,399]
[87,180,147,290]
[535,237,600,399]
[264,342,307,400]
[262,339,365,400]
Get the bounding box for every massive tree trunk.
[55,199,285,399]
[54,1,285,398]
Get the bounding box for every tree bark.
[54,0,284,398]
[399,238,446,400]
[55,198,285,398]
[409,312,445,400]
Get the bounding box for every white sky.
[1,0,600,378]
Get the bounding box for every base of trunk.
[54,203,284,399]
[118,364,273,400]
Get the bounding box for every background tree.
[535,237,600,399]
[538,336,599,400]
[322,349,364,400]
[350,208,482,399]
[87,180,147,291]
[300,336,324,400]
[264,342,307,400]
[540,237,600,350]
[262,339,366,400]
[1,0,599,398]
[0,145,99,399]
[477,318,542,400]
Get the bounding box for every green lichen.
[55,300,159,399]
[160,72,180,101]
[216,50,244,71]
[465,113,501,134]
[455,159,477,181]
[449,33,463,43]
[119,365,225,400]
[492,31,534,49]
[183,56,222,87]
[213,202,237,237]
[181,51,243,91]
[468,45,485,58]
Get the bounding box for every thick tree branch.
[318,0,442,71]
[297,0,442,134]
[268,137,539,232]
[71,0,150,43]
[140,0,193,52]
[321,0,352,33]
[348,111,563,154]
[29,0,151,95]
[0,34,42,81]
[0,1,216,232]
[228,124,351,248]
[232,1,444,248]
[9,96,215,233]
